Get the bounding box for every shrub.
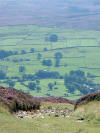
[0,86,40,112]
[42,59,52,66]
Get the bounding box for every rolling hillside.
[74,92,100,124]
[0,0,100,29]
[0,0,100,99]
[0,1,100,132]
[0,87,100,133]
[0,25,100,99]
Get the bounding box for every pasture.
[0,25,100,100]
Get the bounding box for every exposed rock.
[15,106,73,119]
[77,118,85,121]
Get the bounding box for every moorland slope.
[0,0,100,29]
[0,86,100,133]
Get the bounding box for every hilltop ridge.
[0,86,100,112]
[75,91,100,109]
[0,0,100,29]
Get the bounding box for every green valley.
[0,25,100,100]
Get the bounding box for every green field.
[0,101,100,133]
[0,25,100,100]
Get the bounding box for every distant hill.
[0,0,100,29]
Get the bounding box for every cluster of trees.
[54,52,63,67]
[0,70,6,79]
[12,51,63,68]
[28,80,41,92]
[42,59,52,66]
[0,50,18,59]
[30,48,35,53]
[22,74,36,81]
[35,70,62,79]
[64,70,99,94]
[37,53,42,60]
[12,58,30,63]
[48,82,58,91]
[41,52,63,67]
[20,69,63,81]
[5,80,15,88]
[21,48,35,54]
[45,34,58,42]
[0,48,35,60]
[19,66,26,73]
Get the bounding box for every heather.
[75,91,100,109]
[0,86,74,112]
[37,97,74,105]
[0,86,40,112]
[0,86,100,133]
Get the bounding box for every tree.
[21,50,26,54]
[67,84,76,93]
[48,83,54,91]
[22,74,36,81]
[49,34,58,50]
[49,34,58,42]
[43,48,48,51]
[8,80,15,88]
[54,87,58,90]
[36,79,40,85]
[28,82,36,90]
[0,70,6,79]
[42,59,52,66]
[36,86,41,92]
[13,51,18,55]
[37,53,42,60]
[54,52,63,67]
[35,70,60,79]
[19,66,26,73]
[13,58,19,63]
[30,48,35,53]
[45,37,49,42]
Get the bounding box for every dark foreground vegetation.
[75,91,100,109]
[0,86,40,112]
[0,86,100,133]
[0,86,74,112]
[0,86,100,113]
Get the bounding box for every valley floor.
[0,102,100,133]
[0,113,100,133]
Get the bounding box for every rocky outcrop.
[16,107,72,119]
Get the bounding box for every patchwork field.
[0,25,100,100]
